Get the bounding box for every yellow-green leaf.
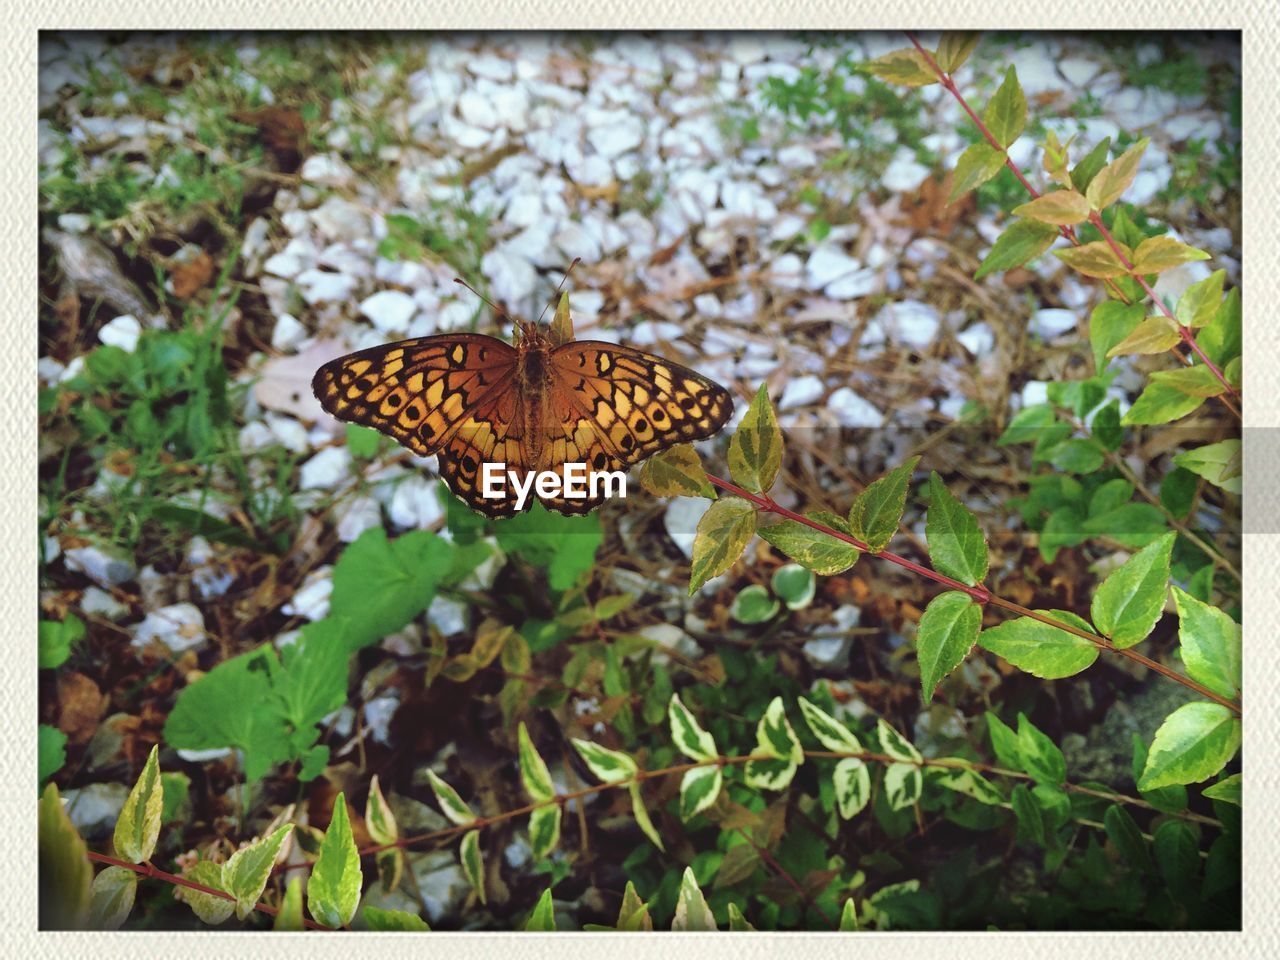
[688,496,757,594]
[1131,236,1211,275]
[629,781,666,850]
[460,829,485,904]
[113,744,163,864]
[222,825,294,920]
[757,511,860,575]
[983,66,1026,148]
[1055,240,1132,278]
[425,769,476,826]
[365,774,398,846]
[1085,137,1150,210]
[974,219,1059,280]
[672,866,717,930]
[1107,316,1181,357]
[181,860,235,925]
[307,792,362,928]
[1176,269,1226,328]
[1149,364,1227,398]
[934,32,980,74]
[549,291,573,346]
[1013,190,1090,225]
[948,142,1007,204]
[728,384,782,494]
[864,47,939,87]
[38,784,92,929]
[274,876,305,931]
[89,866,137,930]
[638,442,715,498]
[517,722,556,803]
[848,457,919,553]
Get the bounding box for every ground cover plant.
[38,30,1241,931]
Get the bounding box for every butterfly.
[311,295,733,518]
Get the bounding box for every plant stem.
[704,473,1241,716]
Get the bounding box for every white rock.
[263,238,316,279]
[828,387,885,428]
[64,544,136,587]
[282,566,333,620]
[878,300,940,350]
[300,447,352,490]
[176,747,233,763]
[436,299,477,332]
[638,622,702,660]
[827,268,879,300]
[630,321,684,346]
[957,323,995,356]
[1021,381,1050,407]
[38,355,65,385]
[337,495,382,543]
[482,246,537,305]
[266,413,310,453]
[81,585,128,620]
[428,595,468,636]
[238,421,275,452]
[779,375,825,410]
[803,634,852,668]
[806,244,862,289]
[1126,169,1165,207]
[777,144,817,169]
[300,153,355,188]
[271,313,307,352]
[1058,57,1099,87]
[458,89,498,129]
[881,150,931,192]
[363,695,399,744]
[663,496,710,558]
[389,476,446,529]
[63,783,129,838]
[310,197,369,243]
[296,269,358,305]
[132,602,207,654]
[360,289,417,334]
[98,315,141,352]
[588,116,644,158]
[1030,308,1078,339]
[57,212,93,233]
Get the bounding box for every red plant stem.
[905,32,1242,422]
[1089,211,1242,411]
[705,473,1241,716]
[85,851,333,930]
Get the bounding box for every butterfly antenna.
[536,257,582,325]
[453,277,507,320]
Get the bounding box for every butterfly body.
[313,317,733,518]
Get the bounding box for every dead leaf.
[57,672,108,745]
[169,249,215,299]
[253,338,349,420]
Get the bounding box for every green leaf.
[362,905,430,931]
[307,792,362,928]
[495,503,603,590]
[345,422,382,458]
[1131,237,1211,275]
[330,528,453,650]
[771,563,815,609]
[678,765,723,820]
[948,142,1007,204]
[848,457,920,553]
[528,804,561,860]
[1090,301,1147,371]
[1122,382,1206,425]
[1091,400,1123,450]
[460,829,485,904]
[726,902,757,931]
[572,738,638,784]
[39,724,68,787]
[524,888,556,931]
[1107,316,1182,358]
[1132,733,1188,813]
[936,766,1005,805]
[616,880,653,931]
[1154,820,1201,897]
[1173,439,1241,493]
[839,897,860,931]
[797,696,861,752]
[924,472,989,584]
[934,31,980,73]
[222,825,293,920]
[182,860,235,925]
[637,442,715,498]
[744,697,803,791]
[1017,713,1066,785]
[757,511,861,575]
[1070,137,1112,193]
[1175,269,1226,328]
[984,66,1026,147]
[1139,701,1241,791]
[1104,804,1150,871]
[1085,137,1150,210]
[668,693,718,761]
[884,762,923,811]
[1013,190,1090,225]
[1172,586,1241,700]
[1011,784,1047,847]
[365,773,398,846]
[978,610,1099,679]
[39,784,92,930]
[997,403,1055,447]
[916,590,982,701]
[517,722,556,802]
[728,384,782,494]
[1196,286,1241,366]
[672,866,717,931]
[1202,773,1241,806]
[114,745,163,864]
[629,781,665,850]
[688,496,757,594]
[974,219,1059,280]
[985,712,1022,770]
[1090,532,1173,648]
[425,769,476,826]
[730,583,780,623]
[39,614,85,670]
[273,619,349,735]
[1149,364,1228,398]
[88,865,137,930]
[877,718,923,763]
[833,757,873,818]
[273,876,304,930]
[1048,438,1104,474]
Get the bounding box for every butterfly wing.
[434,386,533,519]
[311,334,517,458]
[539,340,734,515]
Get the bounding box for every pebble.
[828,387,885,428]
[877,300,941,350]
[956,323,995,356]
[1030,308,1078,339]
[81,586,128,620]
[132,602,207,654]
[427,595,468,636]
[64,544,136,587]
[360,289,417,334]
[337,494,383,542]
[296,269,359,305]
[271,313,308,352]
[63,782,130,839]
[778,374,825,410]
[300,447,352,490]
[98,315,141,352]
[388,476,446,529]
[282,566,333,621]
[663,496,711,558]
